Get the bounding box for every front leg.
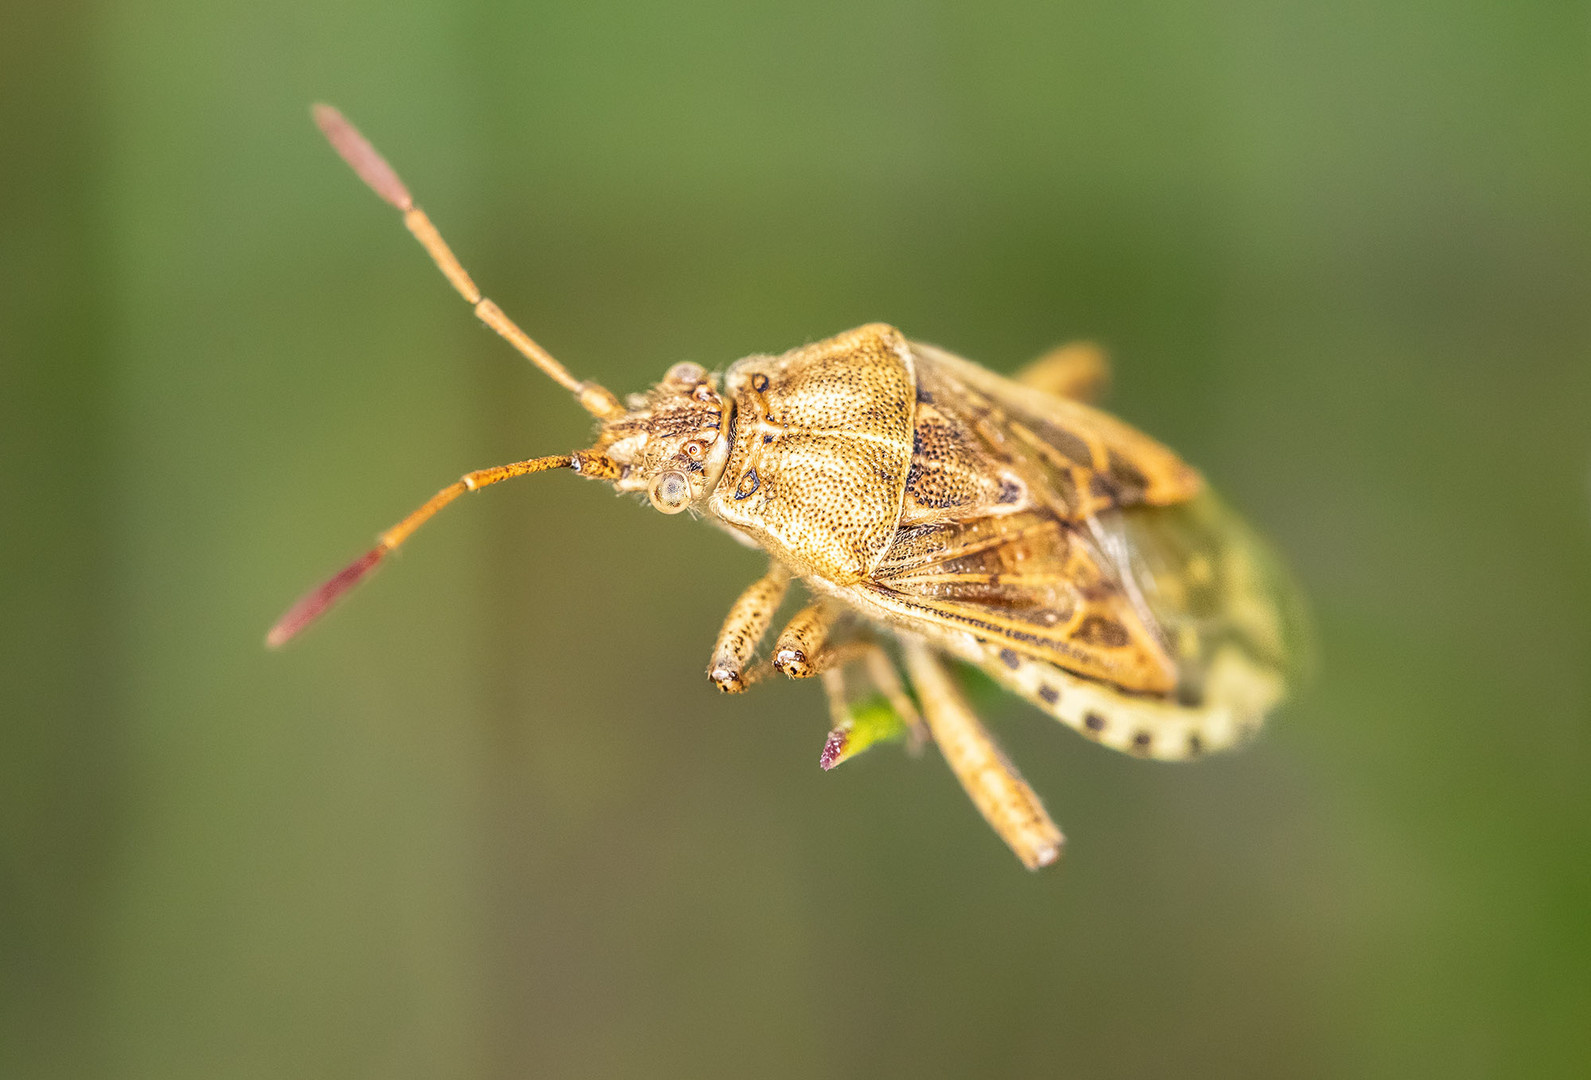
[707,562,792,693]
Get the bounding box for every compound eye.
[666,362,706,387]
[648,469,693,514]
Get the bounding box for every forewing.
[865,511,1181,695]
[911,341,1202,520]
[880,340,1303,755]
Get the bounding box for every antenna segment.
[311,104,622,419]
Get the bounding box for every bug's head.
[593,361,732,514]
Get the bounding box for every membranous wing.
[1110,491,1308,714]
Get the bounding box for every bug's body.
[272,107,1306,870]
[606,323,1299,757]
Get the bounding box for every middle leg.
[774,601,926,743]
[772,599,842,679]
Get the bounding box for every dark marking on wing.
[1073,614,1130,648]
[908,343,1204,521]
[1107,450,1149,502]
[1035,420,1093,467]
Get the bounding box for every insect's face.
[597,361,733,514]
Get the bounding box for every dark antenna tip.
[311,104,413,212]
[266,547,387,648]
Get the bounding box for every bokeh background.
[4,2,1589,1077]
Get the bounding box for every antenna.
[266,451,620,647]
[311,104,622,419]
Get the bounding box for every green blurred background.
[4,1,1589,1077]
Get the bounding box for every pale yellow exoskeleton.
[270,107,1307,870]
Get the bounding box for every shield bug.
[270,106,1308,870]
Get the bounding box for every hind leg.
[1014,341,1110,403]
[902,640,1063,870]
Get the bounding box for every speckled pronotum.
[270,106,1307,870]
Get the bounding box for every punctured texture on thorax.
[709,324,915,584]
